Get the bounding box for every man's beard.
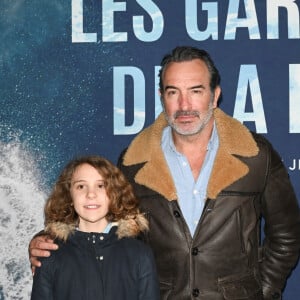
[164,101,214,136]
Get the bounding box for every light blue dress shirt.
[161,124,219,236]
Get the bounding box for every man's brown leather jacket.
[118,108,300,300]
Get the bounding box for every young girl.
[31,156,160,300]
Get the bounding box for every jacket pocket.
[159,280,172,300]
[218,271,263,300]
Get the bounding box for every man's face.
[160,59,220,136]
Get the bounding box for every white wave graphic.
[0,139,46,299]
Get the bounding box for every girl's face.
[70,163,109,233]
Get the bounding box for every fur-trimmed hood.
[122,108,259,200]
[45,212,148,241]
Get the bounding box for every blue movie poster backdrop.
[1,0,299,298]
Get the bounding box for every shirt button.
[192,288,199,297]
[193,189,198,195]
[100,236,104,240]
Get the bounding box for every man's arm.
[260,144,300,299]
[29,235,58,274]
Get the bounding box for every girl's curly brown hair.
[44,155,140,227]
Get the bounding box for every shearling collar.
[122,108,259,200]
[45,213,148,241]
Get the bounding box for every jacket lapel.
[123,114,177,200]
[207,109,259,199]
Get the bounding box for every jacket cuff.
[262,285,282,300]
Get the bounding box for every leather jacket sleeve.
[260,143,300,299]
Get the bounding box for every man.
[29,46,300,300]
